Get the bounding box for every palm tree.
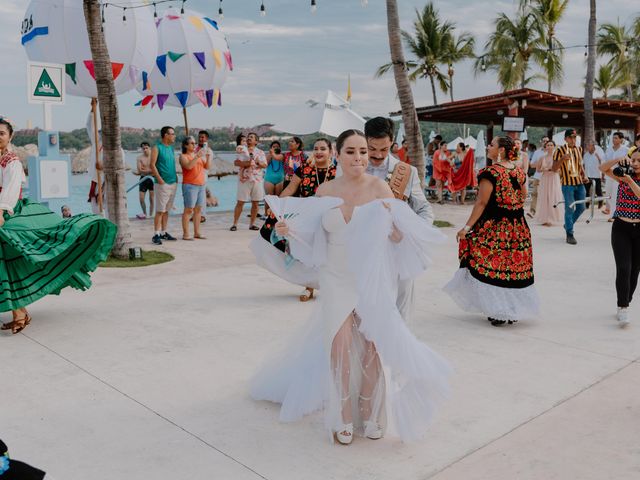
[584,0,596,146]
[376,3,456,105]
[519,0,569,91]
[443,31,475,102]
[384,0,426,186]
[594,64,625,99]
[475,10,553,91]
[83,0,132,258]
[597,22,634,100]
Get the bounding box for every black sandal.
[230,225,237,231]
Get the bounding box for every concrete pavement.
[1,204,639,480]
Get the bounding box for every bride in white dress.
[251,130,451,444]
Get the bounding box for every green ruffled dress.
[0,153,116,312]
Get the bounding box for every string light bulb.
[311,0,317,14]
[260,1,266,17]
[218,0,223,19]
[153,2,157,18]
[180,0,185,14]
[511,57,516,67]
[122,6,126,22]
[361,0,368,6]
[584,45,588,57]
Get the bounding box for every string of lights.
[479,39,638,71]
[99,0,369,19]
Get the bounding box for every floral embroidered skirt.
[444,211,540,320]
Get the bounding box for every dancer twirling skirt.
[444,136,540,326]
[0,118,116,334]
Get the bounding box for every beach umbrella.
[447,137,465,150]
[22,0,157,98]
[463,135,477,149]
[272,90,365,137]
[136,8,232,132]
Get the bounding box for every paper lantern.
[22,0,157,98]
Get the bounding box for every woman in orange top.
[180,136,211,240]
[433,141,452,204]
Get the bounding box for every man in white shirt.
[363,117,434,322]
[604,132,629,217]
[527,136,548,217]
[583,141,604,208]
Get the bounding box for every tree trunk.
[386,0,426,187]
[83,0,132,258]
[449,73,454,102]
[429,74,438,106]
[583,0,597,146]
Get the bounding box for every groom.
[364,117,434,321]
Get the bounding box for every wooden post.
[91,97,103,215]
[486,122,494,166]
[183,107,189,137]
[507,100,519,140]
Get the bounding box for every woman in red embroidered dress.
[444,136,540,326]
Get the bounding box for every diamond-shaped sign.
[33,69,61,98]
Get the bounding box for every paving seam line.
[22,333,270,480]
[424,358,639,480]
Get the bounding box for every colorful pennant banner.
[65,62,77,84]
[157,94,169,110]
[156,54,167,76]
[194,52,206,69]
[175,91,189,107]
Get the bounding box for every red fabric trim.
[448,149,477,192]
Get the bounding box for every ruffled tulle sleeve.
[263,195,343,267]
[0,159,25,215]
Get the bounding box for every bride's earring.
[497,152,502,162]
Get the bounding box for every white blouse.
[0,159,26,214]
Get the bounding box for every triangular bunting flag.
[175,91,189,107]
[111,63,124,80]
[193,52,206,69]
[65,62,77,84]
[83,60,95,80]
[157,94,169,110]
[212,50,223,69]
[168,51,185,63]
[151,102,156,109]
[205,89,214,107]
[167,14,180,20]
[142,71,149,91]
[188,16,204,31]
[156,54,167,76]
[134,99,143,106]
[155,18,163,28]
[203,17,219,30]
[141,95,154,106]
[217,90,222,106]
[224,51,233,71]
[213,89,220,106]
[194,90,207,107]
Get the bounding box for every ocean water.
[24,151,240,217]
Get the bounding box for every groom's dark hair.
[364,117,395,141]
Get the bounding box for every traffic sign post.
[27,61,65,130]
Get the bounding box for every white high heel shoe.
[363,420,383,440]
[336,423,354,445]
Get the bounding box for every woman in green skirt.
[0,117,116,334]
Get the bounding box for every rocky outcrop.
[11,144,38,170]
[209,154,237,177]
[72,146,91,173]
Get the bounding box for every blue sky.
[2,0,637,131]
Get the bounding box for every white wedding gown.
[251,198,451,442]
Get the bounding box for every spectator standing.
[150,126,178,245]
[534,140,563,226]
[528,136,549,218]
[583,141,605,208]
[391,142,399,155]
[514,138,530,172]
[433,141,452,204]
[282,137,306,189]
[604,132,629,218]
[600,147,640,327]
[136,141,154,219]
[180,136,210,240]
[264,140,285,214]
[552,129,588,245]
[231,132,267,231]
[397,139,411,164]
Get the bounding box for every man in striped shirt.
[553,129,589,245]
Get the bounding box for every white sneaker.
[617,307,630,328]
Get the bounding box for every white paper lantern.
[22,0,157,98]
[136,8,232,111]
